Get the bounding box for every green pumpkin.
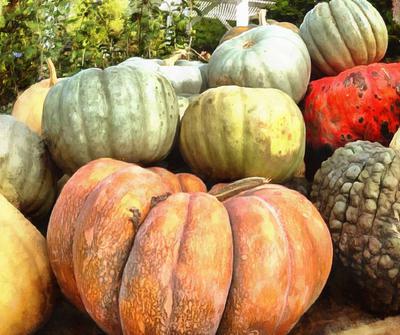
[207,25,311,103]
[300,0,388,76]
[0,115,56,220]
[42,65,179,174]
[179,86,305,182]
[121,57,208,95]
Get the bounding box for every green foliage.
[0,0,194,106]
[191,18,227,52]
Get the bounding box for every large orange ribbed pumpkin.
[47,159,332,335]
[46,158,206,313]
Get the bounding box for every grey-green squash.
[311,139,400,313]
[42,65,179,175]
[179,86,306,182]
[207,25,311,103]
[0,115,57,220]
[299,0,388,76]
[120,57,209,95]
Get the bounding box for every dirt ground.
[37,267,400,335]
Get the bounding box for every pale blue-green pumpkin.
[42,65,179,175]
[300,0,388,76]
[207,25,311,103]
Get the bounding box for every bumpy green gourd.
[179,86,305,182]
[312,140,400,313]
[0,115,56,220]
[42,65,179,174]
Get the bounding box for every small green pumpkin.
[299,0,388,76]
[179,86,305,182]
[0,115,57,220]
[42,65,179,175]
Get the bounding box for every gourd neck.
[209,177,270,202]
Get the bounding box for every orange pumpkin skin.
[219,25,257,44]
[47,158,130,311]
[47,158,206,315]
[12,59,59,134]
[73,165,171,335]
[119,193,233,334]
[147,166,182,193]
[218,185,332,334]
[176,172,207,192]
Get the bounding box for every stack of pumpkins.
[1,0,400,333]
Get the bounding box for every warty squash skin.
[42,65,179,175]
[299,0,388,76]
[179,86,306,183]
[47,158,206,314]
[48,159,332,335]
[0,115,57,220]
[311,140,400,314]
[208,25,311,103]
[12,59,59,135]
[0,194,54,335]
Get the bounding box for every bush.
[0,0,194,106]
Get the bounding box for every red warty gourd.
[47,158,332,335]
[303,62,400,177]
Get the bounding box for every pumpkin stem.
[210,177,270,202]
[129,207,141,230]
[150,193,171,209]
[163,49,188,66]
[46,58,57,87]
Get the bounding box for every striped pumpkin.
[300,0,388,76]
[42,65,179,174]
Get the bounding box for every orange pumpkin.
[12,59,59,134]
[219,11,299,45]
[46,158,206,312]
[47,160,332,335]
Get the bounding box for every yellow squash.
[0,194,54,335]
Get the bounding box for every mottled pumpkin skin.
[179,86,306,183]
[73,166,172,334]
[0,115,57,220]
[303,63,400,178]
[218,185,332,334]
[208,25,311,103]
[300,0,388,76]
[0,194,54,335]
[119,193,233,334]
[47,158,130,311]
[47,158,206,315]
[42,65,179,174]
